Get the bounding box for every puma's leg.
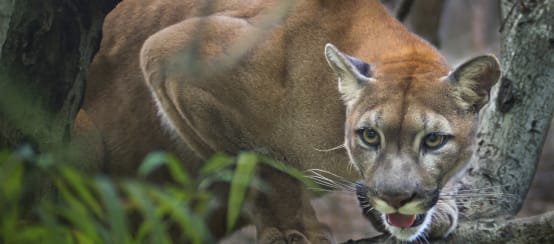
[427,196,458,239]
[140,15,258,160]
[140,15,334,243]
[72,109,106,173]
[251,167,335,244]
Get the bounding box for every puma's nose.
[380,193,414,209]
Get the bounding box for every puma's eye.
[422,133,448,150]
[358,128,380,147]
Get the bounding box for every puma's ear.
[325,43,372,103]
[448,55,501,112]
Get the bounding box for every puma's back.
[84,0,500,242]
[85,0,448,175]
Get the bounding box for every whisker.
[442,192,517,197]
[457,205,513,220]
[310,182,350,192]
[441,194,518,200]
[443,183,516,192]
[312,144,345,152]
[453,200,510,212]
[308,175,355,191]
[306,168,352,181]
[457,211,470,220]
[385,233,394,242]
[307,187,355,193]
[421,234,430,244]
[305,168,357,192]
[455,188,514,194]
[452,198,510,203]
[307,173,342,186]
[308,175,340,185]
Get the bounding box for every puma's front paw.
[258,226,335,244]
[427,198,458,240]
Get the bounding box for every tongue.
[386,213,416,228]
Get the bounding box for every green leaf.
[150,190,213,244]
[36,207,73,244]
[260,156,318,189]
[139,152,191,187]
[199,153,234,175]
[198,169,234,191]
[123,182,170,244]
[227,152,257,232]
[95,177,130,244]
[54,178,100,243]
[13,226,49,243]
[1,161,23,203]
[199,169,270,194]
[165,154,192,187]
[73,230,96,244]
[59,167,103,217]
[0,207,18,243]
[0,150,11,163]
[138,152,168,176]
[36,153,55,168]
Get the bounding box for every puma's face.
[343,86,474,241]
[325,44,500,241]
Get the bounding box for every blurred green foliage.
[0,148,315,244]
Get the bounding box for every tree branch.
[343,211,554,243]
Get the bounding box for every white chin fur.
[383,207,435,242]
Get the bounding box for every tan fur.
[82,0,500,242]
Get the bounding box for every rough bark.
[0,0,15,58]
[346,0,554,243]
[0,0,119,151]
[458,0,554,219]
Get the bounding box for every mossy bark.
[0,0,119,151]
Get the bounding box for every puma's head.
[324,43,500,241]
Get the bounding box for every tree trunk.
[458,0,554,219]
[0,0,119,152]
[347,0,554,243]
[404,0,445,48]
[0,0,14,58]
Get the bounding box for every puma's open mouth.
[386,213,426,228]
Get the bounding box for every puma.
[82,0,501,242]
